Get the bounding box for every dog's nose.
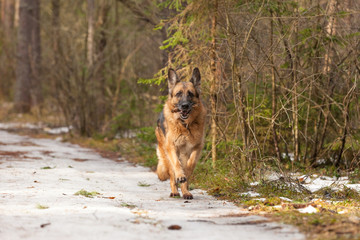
[181,103,189,109]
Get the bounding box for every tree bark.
[14,0,32,112]
[87,0,95,66]
[270,11,282,162]
[277,16,299,162]
[30,0,42,107]
[14,0,19,27]
[323,0,337,75]
[210,0,218,169]
[14,0,41,112]
[318,0,338,156]
[1,0,4,24]
[292,9,299,163]
[1,0,15,40]
[51,0,60,55]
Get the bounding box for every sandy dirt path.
[0,130,304,240]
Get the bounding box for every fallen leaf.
[131,219,140,224]
[168,225,182,230]
[40,223,51,228]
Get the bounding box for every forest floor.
[0,127,305,240]
[1,117,360,239]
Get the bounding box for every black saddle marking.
[157,111,166,135]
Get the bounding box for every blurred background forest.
[0,0,360,179]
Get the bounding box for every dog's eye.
[175,91,183,97]
[188,91,194,98]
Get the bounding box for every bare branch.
[117,0,158,25]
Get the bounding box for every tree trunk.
[277,15,299,162]
[318,0,338,155]
[51,0,60,56]
[210,0,218,169]
[1,0,4,24]
[14,0,19,27]
[87,0,95,66]
[97,0,110,130]
[14,0,32,112]
[30,0,42,107]
[1,0,15,40]
[14,0,41,112]
[335,94,352,167]
[292,9,299,163]
[269,12,282,162]
[323,0,337,75]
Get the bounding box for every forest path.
[0,130,304,240]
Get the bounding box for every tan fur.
[156,68,206,199]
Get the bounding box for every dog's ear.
[168,68,180,95]
[190,67,201,95]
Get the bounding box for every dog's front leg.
[185,147,202,177]
[180,148,202,199]
[166,142,187,184]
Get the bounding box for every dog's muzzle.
[179,103,192,120]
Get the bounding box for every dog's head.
[167,68,201,121]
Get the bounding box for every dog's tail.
[156,146,170,181]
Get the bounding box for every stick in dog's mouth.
[180,109,191,120]
[171,108,181,113]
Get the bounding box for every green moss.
[264,197,282,206]
[121,202,137,209]
[137,181,151,187]
[74,189,100,198]
[314,186,360,200]
[36,204,49,209]
[256,179,310,201]
[41,166,55,169]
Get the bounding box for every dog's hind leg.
[156,146,170,181]
[155,126,170,181]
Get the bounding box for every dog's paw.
[176,176,187,184]
[170,193,180,198]
[183,193,193,199]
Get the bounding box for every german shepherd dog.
[155,68,206,199]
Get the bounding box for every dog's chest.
[175,133,192,146]
[176,135,195,160]
[174,130,196,151]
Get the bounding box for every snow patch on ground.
[279,197,292,202]
[0,122,72,135]
[240,191,261,197]
[297,205,318,214]
[43,126,72,134]
[256,171,360,197]
[250,181,259,186]
[0,122,41,129]
[302,175,360,193]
